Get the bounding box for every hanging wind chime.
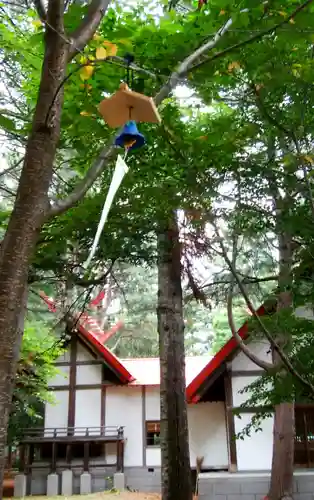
[83,57,161,270]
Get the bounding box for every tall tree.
[157,212,192,500]
[0,0,112,489]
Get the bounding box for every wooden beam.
[66,443,72,465]
[231,405,273,414]
[229,370,265,377]
[19,445,25,473]
[56,360,103,367]
[224,371,237,471]
[51,383,104,391]
[83,442,90,472]
[101,386,106,432]
[51,442,57,473]
[116,440,124,472]
[26,445,34,495]
[68,335,77,432]
[142,386,146,467]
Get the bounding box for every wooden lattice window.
[146,421,160,446]
[295,405,314,468]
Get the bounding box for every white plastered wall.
[76,364,102,385]
[75,389,101,435]
[188,402,228,468]
[76,342,95,362]
[231,340,273,471]
[48,365,69,387]
[44,390,69,436]
[145,387,228,468]
[145,387,161,466]
[105,386,143,466]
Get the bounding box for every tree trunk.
[0,1,67,492]
[269,402,295,500]
[269,227,295,500]
[157,212,193,500]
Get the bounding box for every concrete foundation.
[114,472,125,491]
[46,473,59,496]
[61,469,73,496]
[125,467,161,492]
[14,474,27,497]
[198,471,314,500]
[80,472,92,494]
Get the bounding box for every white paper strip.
[84,154,129,269]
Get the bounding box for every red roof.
[39,292,134,384]
[40,291,271,394]
[186,304,267,403]
[77,318,134,383]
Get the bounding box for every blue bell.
[114,120,145,151]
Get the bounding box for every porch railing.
[20,426,124,440]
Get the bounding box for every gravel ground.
[8,492,161,500]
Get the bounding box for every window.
[295,405,314,467]
[146,421,160,446]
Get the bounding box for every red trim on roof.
[77,322,134,383]
[186,305,267,403]
[39,291,134,384]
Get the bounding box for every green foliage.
[8,321,65,444]
[234,311,314,438]
[1,0,314,429]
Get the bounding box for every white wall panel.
[76,364,102,385]
[234,413,273,470]
[75,389,101,435]
[231,340,271,372]
[77,342,95,362]
[48,365,69,387]
[44,391,69,435]
[145,387,160,420]
[231,375,262,407]
[105,386,143,466]
[146,447,161,466]
[188,402,228,468]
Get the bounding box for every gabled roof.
[186,304,267,403]
[40,291,274,397]
[39,292,134,384]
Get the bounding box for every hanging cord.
[124,53,135,88]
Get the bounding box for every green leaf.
[0,114,16,132]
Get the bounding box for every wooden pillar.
[116,440,123,472]
[224,371,238,471]
[68,335,77,435]
[7,445,12,470]
[83,442,90,472]
[66,444,72,466]
[18,445,25,473]
[120,441,124,472]
[303,412,311,468]
[51,442,57,473]
[23,444,29,475]
[26,445,34,495]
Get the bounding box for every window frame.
[145,420,161,448]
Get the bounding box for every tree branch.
[226,230,274,370]
[227,276,274,371]
[47,14,237,218]
[190,0,314,73]
[48,141,115,218]
[72,260,115,286]
[212,220,314,395]
[154,15,235,105]
[33,0,46,22]
[68,0,111,60]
